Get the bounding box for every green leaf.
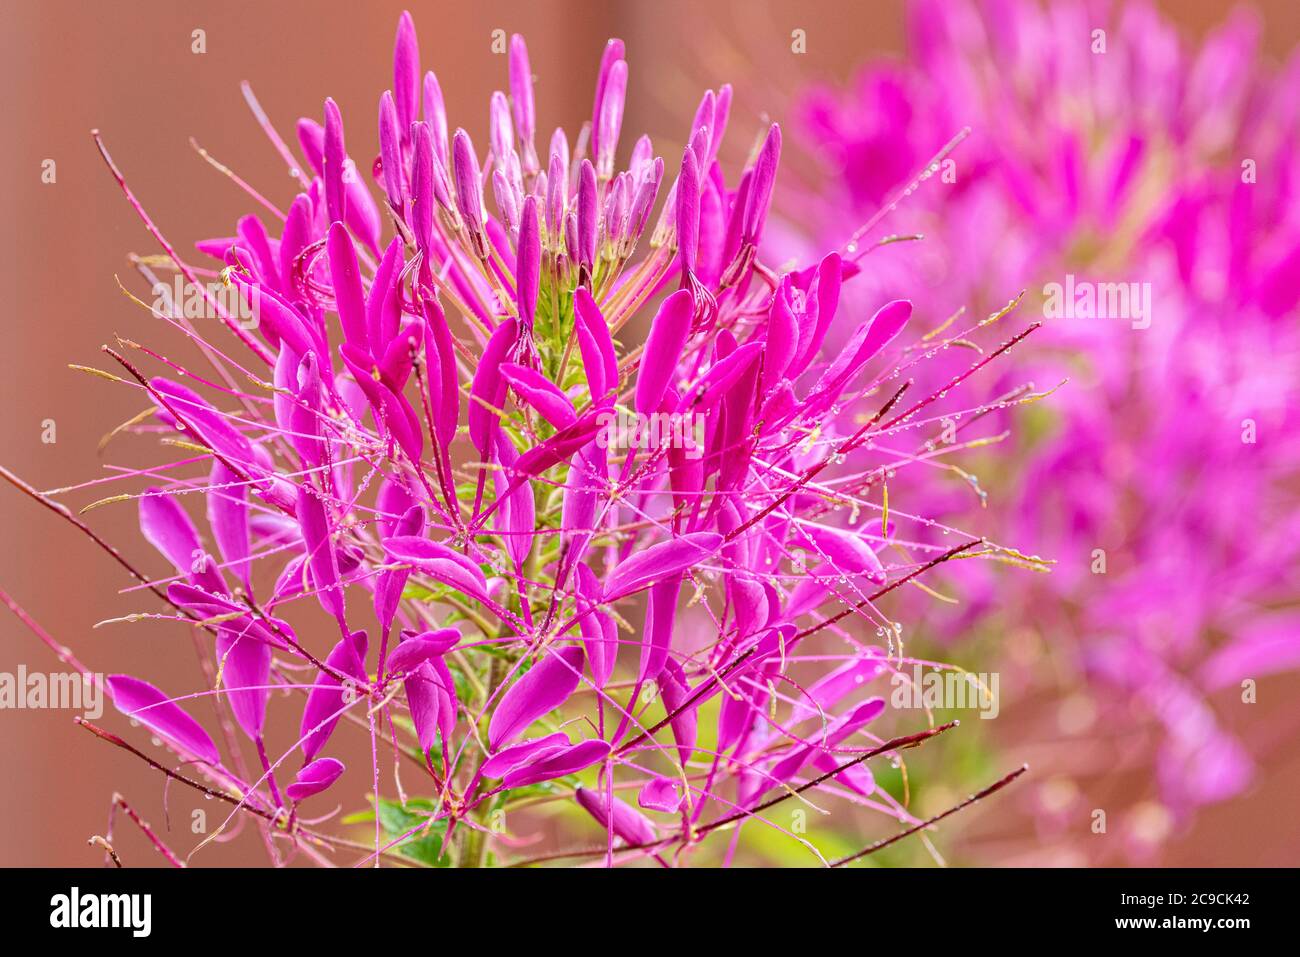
[400,581,441,602]
[372,796,452,868]
[492,781,557,808]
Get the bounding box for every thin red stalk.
[877,323,1041,433]
[508,722,959,867]
[92,131,276,364]
[189,136,286,220]
[697,721,960,836]
[829,764,1029,866]
[104,792,185,868]
[75,719,413,866]
[0,585,99,684]
[794,538,982,642]
[724,380,911,543]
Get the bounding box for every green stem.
[459,808,490,868]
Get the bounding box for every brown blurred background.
[1,0,1297,867]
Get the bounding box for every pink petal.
[139,489,203,578]
[635,289,694,415]
[300,633,367,761]
[328,222,369,352]
[385,535,489,603]
[392,12,421,133]
[638,776,684,813]
[216,624,272,739]
[604,532,721,601]
[502,739,610,788]
[386,628,461,675]
[575,786,657,845]
[107,675,220,765]
[286,757,345,801]
[516,196,542,329]
[207,462,251,593]
[573,287,618,404]
[481,732,571,779]
[488,645,584,751]
[296,486,345,625]
[500,363,575,430]
[575,563,617,687]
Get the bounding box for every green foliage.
[346,796,453,867]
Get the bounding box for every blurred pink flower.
[789,0,1300,853]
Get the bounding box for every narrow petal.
[423,71,448,163]
[488,645,584,750]
[385,535,490,603]
[205,462,250,592]
[573,287,618,404]
[216,624,272,739]
[658,656,698,766]
[300,633,367,760]
[604,531,721,601]
[139,488,203,578]
[323,98,347,226]
[575,786,656,845]
[516,195,541,329]
[502,738,610,788]
[509,34,537,172]
[296,485,345,625]
[635,288,694,415]
[393,11,421,135]
[676,146,701,274]
[468,319,519,459]
[640,575,682,683]
[108,674,220,765]
[481,732,571,778]
[367,237,405,361]
[286,757,345,801]
[328,222,369,352]
[378,90,405,210]
[500,362,575,429]
[382,631,460,676]
[575,563,617,687]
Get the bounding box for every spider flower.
[791,0,1300,859]
[9,10,1042,867]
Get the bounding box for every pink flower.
[3,9,1040,867]
[790,0,1300,858]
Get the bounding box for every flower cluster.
[4,11,1045,867]
[795,0,1300,859]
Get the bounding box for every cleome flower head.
[3,10,1042,867]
